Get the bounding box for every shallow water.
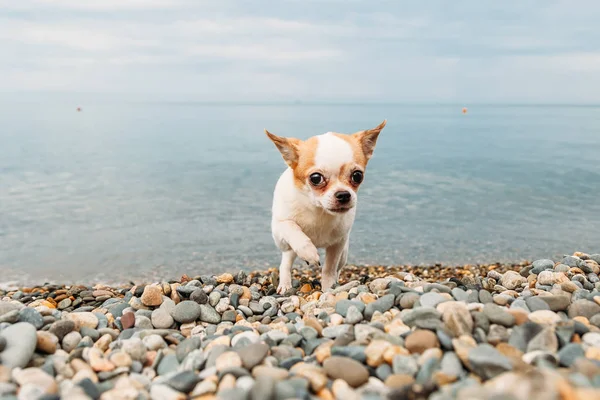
[1,102,600,284]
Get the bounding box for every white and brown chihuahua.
[265,120,387,293]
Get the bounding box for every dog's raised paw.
[296,242,320,267]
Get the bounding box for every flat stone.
[568,299,600,319]
[157,354,180,376]
[376,363,393,381]
[140,285,163,307]
[62,331,82,352]
[121,338,147,362]
[526,327,558,353]
[190,289,208,304]
[420,292,448,308]
[440,351,463,378]
[231,331,260,348]
[36,331,58,354]
[345,306,363,324]
[0,302,21,316]
[252,366,289,380]
[0,310,19,323]
[400,292,420,309]
[176,337,202,362]
[558,343,585,367]
[563,256,582,268]
[538,295,571,312]
[525,297,551,312]
[121,312,135,330]
[501,271,526,290]
[249,375,275,400]
[58,298,72,309]
[171,301,202,323]
[165,371,201,394]
[402,308,441,327]
[451,288,468,302]
[0,322,37,368]
[364,294,395,320]
[108,351,132,368]
[405,330,439,354]
[190,379,217,397]
[18,308,44,329]
[237,342,269,370]
[528,310,561,325]
[582,332,600,348]
[385,374,415,389]
[537,271,569,286]
[331,346,367,363]
[289,363,328,392]
[479,290,493,304]
[467,344,513,380]
[64,312,99,329]
[440,301,473,338]
[508,321,544,352]
[483,304,515,327]
[107,303,129,318]
[323,356,370,387]
[322,324,352,339]
[416,356,440,385]
[151,308,174,329]
[392,354,418,376]
[216,351,243,372]
[150,384,186,400]
[531,259,555,274]
[510,299,530,312]
[13,367,57,396]
[209,292,221,307]
[335,300,365,317]
[143,334,167,351]
[80,327,100,342]
[199,304,221,324]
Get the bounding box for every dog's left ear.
[353,119,387,160]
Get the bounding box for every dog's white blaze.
[314,133,354,173]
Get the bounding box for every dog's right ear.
[265,130,301,168]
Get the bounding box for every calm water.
[1,103,600,284]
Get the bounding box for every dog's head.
[265,120,386,214]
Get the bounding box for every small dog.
[265,120,387,293]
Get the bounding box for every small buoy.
[76,107,82,112]
[462,107,468,114]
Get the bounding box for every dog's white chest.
[294,208,355,248]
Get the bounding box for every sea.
[1,102,600,284]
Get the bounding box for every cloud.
[0,0,185,11]
[0,1,599,102]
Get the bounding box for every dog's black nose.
[335,191,351,204]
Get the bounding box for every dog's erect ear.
[353,119,387,160]
[265,129,301,168]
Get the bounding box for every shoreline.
[0,260,534,289]
[0,252,599,399]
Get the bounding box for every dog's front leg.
[277,250,296,294]
[273,220,320,294]
[322,239,348,291]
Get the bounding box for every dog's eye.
[351,170,363,184]
[309,173,324,186]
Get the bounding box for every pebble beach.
[1,252,600,400]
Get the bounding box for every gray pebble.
[199,304,221,324]
[170,301,202,323]
[17,308,43,329]
[468,344,513,379]
[0,322,37,368]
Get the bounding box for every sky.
[1,0,600,103]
